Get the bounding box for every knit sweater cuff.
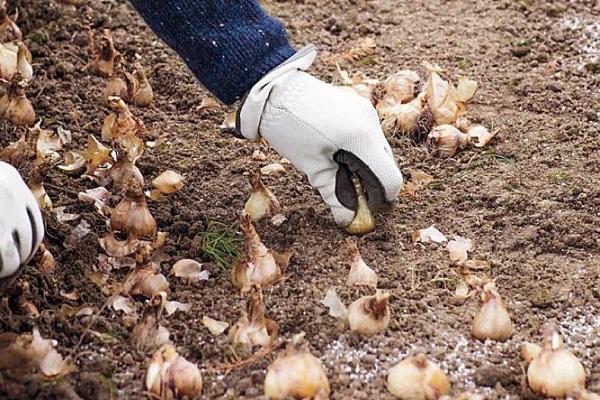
[130,0,297,105]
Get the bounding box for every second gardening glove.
[0,161,44,278]
[236,46,404,226]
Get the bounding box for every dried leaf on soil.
[59,289,79,301]
[170,259,209,283]
[321,288,348,319]
[467,124,496,147]
[81,134,111,174]
[412,225,448,244]
[454,279,470,300]
[260,162,285,175]
[463,259,490,270]
[163,299,192,316]
[63,220,91,248]
[446,235,473,264]
[401,168,434,197]
[34,123,68,164]
[329,37,376,64]
[0,328,72,378]
[202,316,229,336]
[58,150,86,173]
[110,295,137,315]
[152,170,184,195]
[78,186,111,216]
[98,232,140,257]
[54,206,80,223]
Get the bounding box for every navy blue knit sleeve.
[129,0,296,105]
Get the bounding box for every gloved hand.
[236,46,403,226]
[0,161,44,278]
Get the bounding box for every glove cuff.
[235,44,317,140]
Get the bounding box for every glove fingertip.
[330,204,355,227]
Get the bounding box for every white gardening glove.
[0,161,44,278]
[236,46,403,226]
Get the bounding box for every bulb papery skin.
[527,330,586,398]
[472,284,512,341]
[347,291,390,336]
[264,347,330,400]
[426,71,464,125]
[244,171,281,222]
[153,170,184,194]
[230,285,277,348]
[387,354,451,400]
[520,342,542,363]
[346,239,377,287]
[346,175,375,235]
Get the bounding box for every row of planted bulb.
[0,2,596,398]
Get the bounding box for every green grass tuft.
[201,220,243,270]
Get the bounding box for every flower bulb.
[348,290,390,336]
[387,353,451,400]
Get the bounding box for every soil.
[1,0,600,399]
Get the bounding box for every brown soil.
[1,0,600,399]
